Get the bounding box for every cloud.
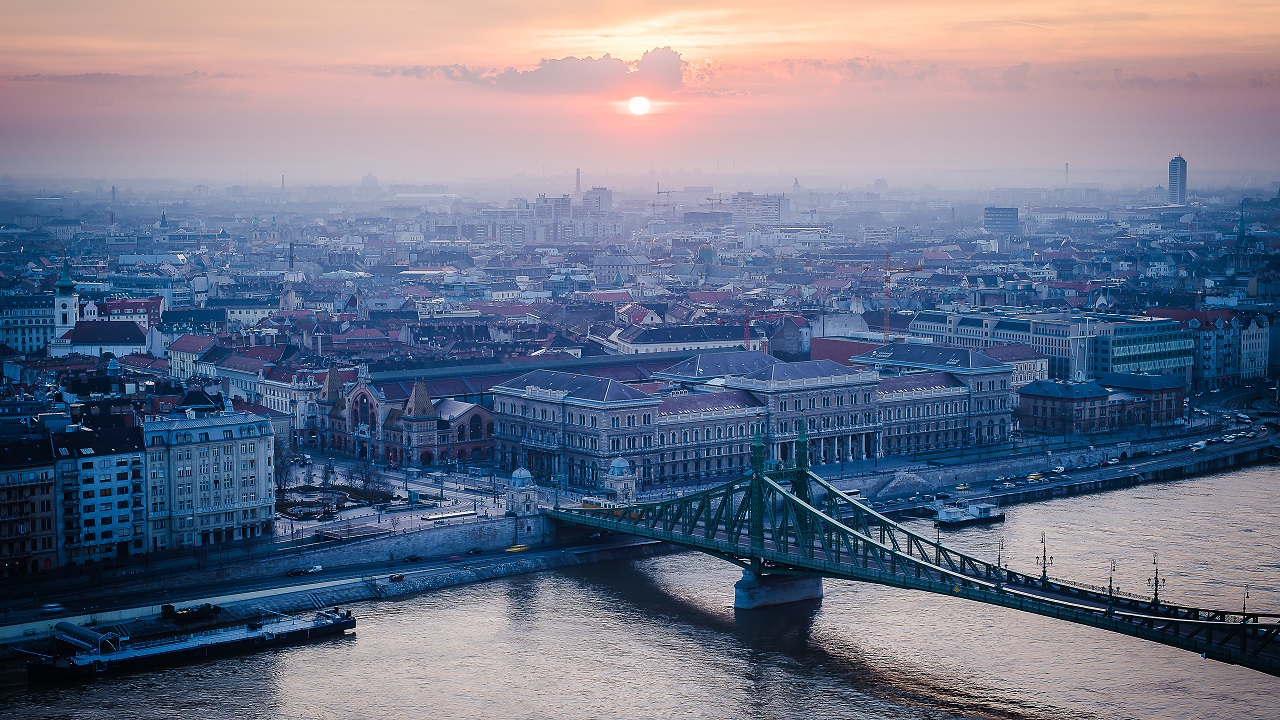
[1111,68,1205,91]
[363,47,685,95]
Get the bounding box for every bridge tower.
[734,430,825,609]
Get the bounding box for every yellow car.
[505,544,530,553]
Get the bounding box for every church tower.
[54,255,79,340]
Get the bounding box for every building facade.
[494,352,1017,488]
[0,438,56,576]
[315,367,493,467]
[52,427,146,566]
[141,392,276,550]
[911,309,1193,383]
[0,295,57,355]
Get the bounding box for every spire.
[55,252,76,295]
[320,366,343,402]
[404,381,436,418]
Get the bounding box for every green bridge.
[548,437,1280,678]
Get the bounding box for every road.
[1,535,631,630]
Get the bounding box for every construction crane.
[649,183,675,217]
[852,251,922,344]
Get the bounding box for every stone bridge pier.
[734,570,824,609]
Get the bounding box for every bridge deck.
[550,461,1280,678]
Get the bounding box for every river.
[4,467,1278,719]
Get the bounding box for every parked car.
[40,603,66,615]
[389,573,406,582]
[285,568,307,577]
[306,565,323,574]
[404,555,422,562]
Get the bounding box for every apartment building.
[0,438,57,576]
[141,390,275,550]
[52,426,146,566]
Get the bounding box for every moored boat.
[935,501,1005,528]
[27,607,356,682]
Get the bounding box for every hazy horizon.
[3,2,1278,189]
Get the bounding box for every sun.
[628,96,650,115]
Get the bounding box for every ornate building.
[314,366,494,467]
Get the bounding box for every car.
[466,548,483,555]
[1051,466,1066,474]
[1106,458,1120,465]
[505,544,530,553]
[433,520,447,525]
[954,483,970,491]
[445,555,464,562]
[404,555,422,562]
[389,573,406,582]
[285,568,307,577]
[306,565,323,574]
[40,603,66,615]
[935,492,952,499]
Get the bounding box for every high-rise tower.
[1168,155,1187,205]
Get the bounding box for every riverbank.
[0,539,680,663]
[865,434,1276,520]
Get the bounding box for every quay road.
[0,535,634,638]
[860,430,1276,520]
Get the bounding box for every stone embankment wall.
[852,436,1205,497]
[156,515,551,590]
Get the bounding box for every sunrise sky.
[2,1,1278,186]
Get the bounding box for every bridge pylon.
[735,427,824,608]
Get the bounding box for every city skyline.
[2,1,1278,184]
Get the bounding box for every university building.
[493,350,1017,489]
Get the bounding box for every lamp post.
[1148,552,1167,606]
[1037,532,1053,583]
[1107,559,1118,614]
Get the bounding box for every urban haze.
[1,3,1278,719]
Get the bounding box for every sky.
[1,1,1278,189]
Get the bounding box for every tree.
[352,459,390,497]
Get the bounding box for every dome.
[510,467,533,487]
[608,457,632,477]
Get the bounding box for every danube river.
[5,467,1279,719]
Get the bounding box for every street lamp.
[1036,532,1053,583]
[1148,552,1167,606]
[1106,559,1118,614]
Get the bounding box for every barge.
[27,607,355,682]
[935,502,1005,528]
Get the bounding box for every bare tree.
[353,459,389,497]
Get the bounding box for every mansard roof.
[741,359,860,383]
[494,369,655,404]
[654,350,778,381]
